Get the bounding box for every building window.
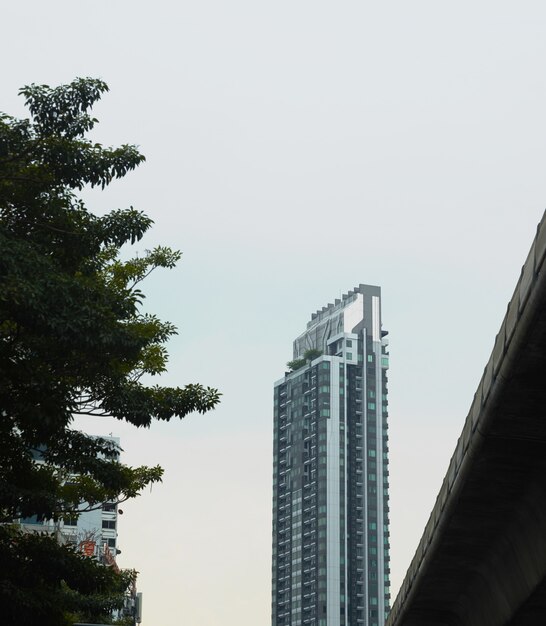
[102,502,116,512]
[102,520,116,530]
[346,353,352,360]
[108,538,116,548]
[346,340,352,347]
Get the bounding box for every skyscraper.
[272,285,390,626]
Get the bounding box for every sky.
[3,1,546,624]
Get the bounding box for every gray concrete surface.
[387,211,546,626]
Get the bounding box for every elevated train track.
[387,212,546,626]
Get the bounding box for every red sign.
[80,540,96,557]
[103,543,120,573]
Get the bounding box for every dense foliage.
[0,78,220,625]
[287,348,323,371]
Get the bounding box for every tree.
[287,348,323,371]
[0,78,220,625]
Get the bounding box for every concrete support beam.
[388,211,546,626]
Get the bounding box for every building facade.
[21,436,121,559]
[272,285,390,626]
[17,435,143,624]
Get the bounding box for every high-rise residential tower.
[272,285,390,626]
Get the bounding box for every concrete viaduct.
[387,211,546,626]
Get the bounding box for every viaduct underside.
[387,212,546,626]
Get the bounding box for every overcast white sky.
[4,1,546,624]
